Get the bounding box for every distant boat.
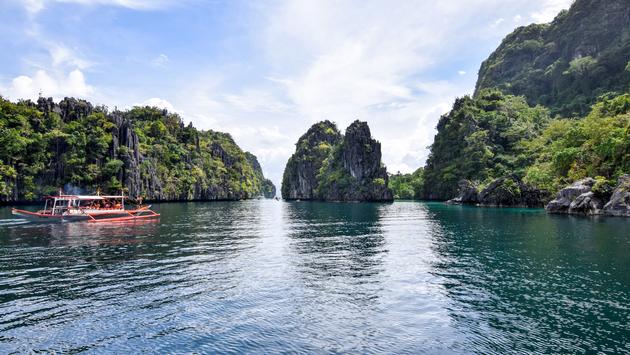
[12,194,159,223]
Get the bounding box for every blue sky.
[1,0,573,186]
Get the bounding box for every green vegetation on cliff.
[475,0,630,117]
[282,120,393,201]
[388,168,424,199]
[522,93,630,192]
[281,121,342,200]
[422,91,630,201]
[0,96,274,201]
[423,90,550,200]
[421,0,630,202]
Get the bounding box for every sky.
[0,0,573,187]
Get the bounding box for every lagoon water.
[0,201,628,353]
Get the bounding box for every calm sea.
[0,201,628,353]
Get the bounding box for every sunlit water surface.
[0,201,628,353]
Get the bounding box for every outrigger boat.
[12,194,159,223]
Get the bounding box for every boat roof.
[44,195,126,200]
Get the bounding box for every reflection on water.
[426,203,630,354]
[0,201,628,353]
[285,202,385,279]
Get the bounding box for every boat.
[12,194,160,223]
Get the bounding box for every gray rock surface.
[477,177,549,208]
[281,121,342,200]
[603,175,630,216]
[568,192,604,214]
[546,178,596,213]
[281,120,393,202]
[447,180,479,204]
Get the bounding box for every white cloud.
[150,54,169,68]
[138,97,176,111]
[1,69,93,101]
[530,0,573,23]
[222,90,292,114]
[23,0,45,13]
[491,18,505,28]
[23,0,179,14]
[48,43,92,69]
[5,0,577,187]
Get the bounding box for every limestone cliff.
[0,96,273,202]
[475,0,630,116]
[245,152,277,198]
[281,120,393,202]
[281,121,342,200]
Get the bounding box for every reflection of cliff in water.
[424,202,630,354]
[0,202,265,306]
[283,202,387,284]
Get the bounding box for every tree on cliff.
[282,120,393,202]
[0,96,275,202]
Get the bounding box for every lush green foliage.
[423,90,550,199]
[0,97,273,201]
[522,93,630,191]
[281,121,341,199]
[388,168,424,199]
[422,90,629,200]
[475,0,630,116]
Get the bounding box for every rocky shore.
[447,177,550,208]
[546,175,630,216]
[447,175,630,217]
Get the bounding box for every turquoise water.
[0,201,628,353]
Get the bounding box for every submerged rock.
[603,175,630,216]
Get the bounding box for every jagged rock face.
[546,178,596,213]
[476,177,550,208]
[603,175,630,216]
[245,152,277,198]
[317,122,393,201]
[475,0,630,116]
[568,192,605,214]
[341,121,381,181]
[109,112,143,199]
[281,121,342,200]
[544,176,630,216]
[282,120,393,202]
[1,96,273,202]
[447,180,479,204]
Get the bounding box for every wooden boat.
[12,194,159,223]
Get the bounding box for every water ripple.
[0,201,628,353]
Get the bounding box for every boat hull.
[12,209,65,223]
[11,208,160,223]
